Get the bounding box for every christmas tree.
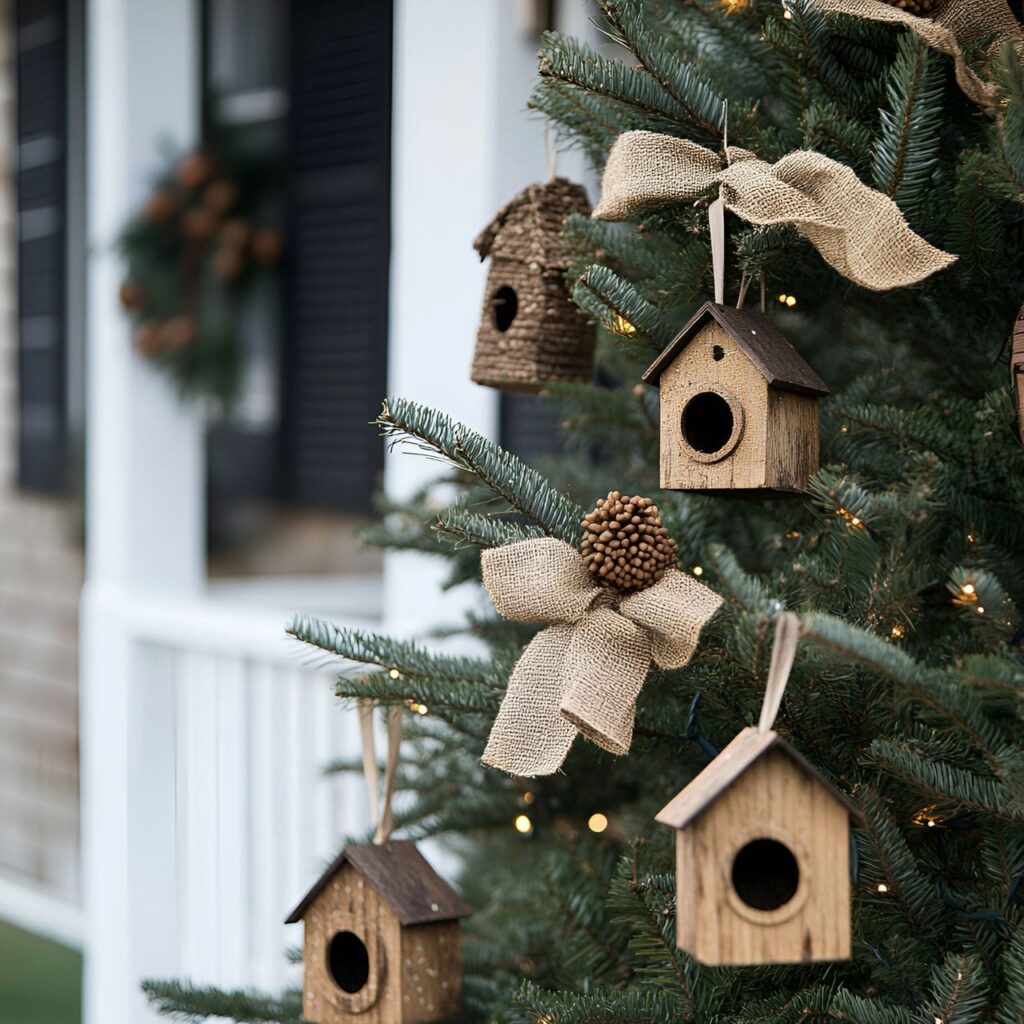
[146,1,1024,1021]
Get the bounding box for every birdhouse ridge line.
[285,840,471,927]
[655,726,862,831]
[642,301,829,397]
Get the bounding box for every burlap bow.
[816,0,1022,114]
[593,131,956,291]
[480,537,723,777]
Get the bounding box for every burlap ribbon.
[593,131,956,291]
[817,0,1022,114]
[481,537,723,777]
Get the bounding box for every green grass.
[0,921,81,1024]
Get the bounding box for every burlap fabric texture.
[593,131,956,292]
[818,0,1022,114]
[480,537,723,777]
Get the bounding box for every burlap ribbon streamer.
[359,699,403,844]
[817,0,1022,114]
[593,130,956,291]
[481,537,723,777]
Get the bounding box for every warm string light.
[835,506,865,529]
[912,805,945,829]
[777,293,797,307]
[786,530,801,540]
[612,313,637,336]
[692,565,704,577]
[587,812,609,834]
[876,882,889,893]
[522,790,536,805]
[721,0,750,11]
[407,700,429,716]
[388,667,401,679]
[890,622,906,639]
[514,814,533,835]
[839,424,849,434]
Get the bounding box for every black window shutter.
[15,0,67,493]
[500,393,564,464]
[283,0,391,511]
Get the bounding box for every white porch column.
[385,0,552,636]
[80,1,202,1021]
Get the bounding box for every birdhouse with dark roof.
[656,727,861,966]
[642,302,829,491]
[470,177,594,392]
[286,841,470,1024]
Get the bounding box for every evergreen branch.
[287,616,492,682]
[141,980,302,1023]
[872,34,943,221]
[377,397,584,543]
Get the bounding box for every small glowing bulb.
[962,583,976,596]
[927,819,936,827]
[588,812,609,834]
[613,313,637,336]
[523,791,535,805]
[840,424,849,433]
[876,883,889,893]
[416,702,429,715]
[783,7,793,18]
[976,606,985,615]
[787,530,801,539]
[778,293,787,303]
[692,565,704,576]
[785,295,796,307]
[388,667,401,679]
[966,533,975,543]
[850,516,862,527]
[514,814,533,834]
[890,623,906,639]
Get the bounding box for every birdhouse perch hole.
[731,838,800,912]
[681,391,735,456]
[490,286,518,333]
[328,931,370,994]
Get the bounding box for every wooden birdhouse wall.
[400,921,463,1022]
[301,861,402,1024]
[675,749,850,965]
[658,321,770,489]
[765,389,820,492]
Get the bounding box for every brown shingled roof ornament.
[287,703,469,1024]
[470,177,595,392]
[656,614,862,965]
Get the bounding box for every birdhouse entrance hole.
[327,930,370,993]
[731,838,800,912]
[490,285,518,332]
[681,391,734,455]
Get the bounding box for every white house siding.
[0,0,82,909]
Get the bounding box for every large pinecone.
[877,0,938,15]
[581,492,678,593]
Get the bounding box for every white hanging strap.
[710,197,726,305]
[758,612,802,733]
[545,120,557,180]
[358,699,380,827]
[359,699,404,845]
[374,705,403,845]
[710,100,729,305]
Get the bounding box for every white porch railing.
[85,587,377,1021]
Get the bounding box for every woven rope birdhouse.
[471,177,595,392]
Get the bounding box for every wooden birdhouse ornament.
[642,301,829,492]
[656,615,862,966]
[286,841,470,1024]
[287,703,470,1024]
[470,177,595,392]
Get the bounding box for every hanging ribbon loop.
[758,612,802,733]
[358,698,403,844]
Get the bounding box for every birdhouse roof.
[655,726,862,830]
[285,841,471,927]
[641,302,829,397]
[474,177,590,268]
